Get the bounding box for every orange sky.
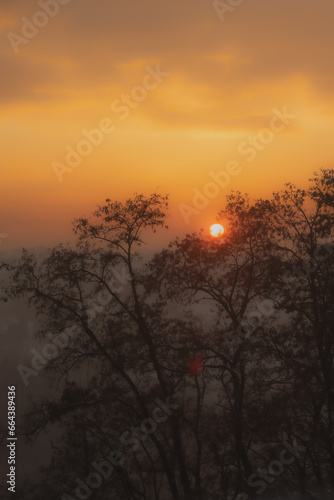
[1,0,334,251]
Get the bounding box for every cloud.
[0,0,333,129]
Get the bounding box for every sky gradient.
[1,0,334,250]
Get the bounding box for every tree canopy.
[1,171,333,500]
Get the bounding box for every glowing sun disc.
[210,224,224,237]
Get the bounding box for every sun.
[210,224,224,237]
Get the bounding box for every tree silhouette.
[1,172,333,500]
